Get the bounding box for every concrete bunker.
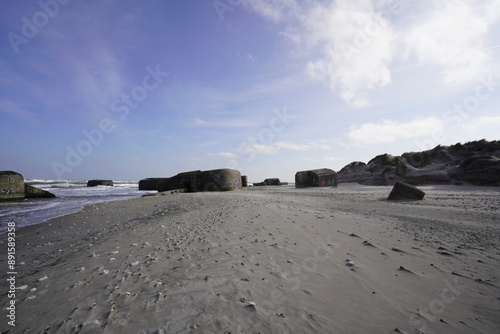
[295,168,338,188]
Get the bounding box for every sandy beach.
[1,184,499,333]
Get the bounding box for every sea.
[0,180,155,234]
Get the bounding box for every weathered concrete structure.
[142,188,188,197]
[87,180,114,187]
[1,171,56,200]
[253,178,283,186]
[388,181,425,200]
[25,184,56,198]
[265,178,281,186]
[156,169,242,193]
[253,182,266,186]
[0,171,25,200]
[139,178,168,190]
[241,175,248,187]
[295,168,338,188]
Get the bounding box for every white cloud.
[275,141,309,151]
[243,144,280,155]
[460,116,500,131]
[240,140,335,157]
[244,0,500,106]
[304,0,397,107]
[190,117,258,128]
[348,117,444,145]
[210,152,238,159]
[325,156,346,162]
[242,0,298,22]
[245,0,400,107]
[405,0,500,84]
[192,117,207,126]
[0,98,37,123]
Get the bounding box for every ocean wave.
[0,180,147,234]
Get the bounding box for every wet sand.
[1,184,499,333]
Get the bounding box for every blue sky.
[1,0,499,182]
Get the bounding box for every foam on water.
[0,180,155,233]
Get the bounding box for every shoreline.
[0,180,152,235]
[2,182,499,236]
[1,185,499,333]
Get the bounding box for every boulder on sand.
[388,181,425,200]
[0,171,25,200]
[87,180,114,187]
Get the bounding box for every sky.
[1,0,499,182]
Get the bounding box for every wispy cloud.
[189,117,259,128]
[244,0,500,106]
[0,98,37,123]
[275,141,309,151]
[348,117,444,145]
[245,0,399,107]
[242,143,280,155]
[304,0,397,108]
[325,156,346,162]
[404,0,500,84]
[209,152,238,159]
[460,116,500,131]
[238,140,333,157]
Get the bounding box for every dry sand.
[1,184,499,333]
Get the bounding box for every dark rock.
[388,181,425,200]
[139,178,168,190]
[25,184,56,198]
[295,168,337,188]
[264,178,281,186]
[157,169,241,193]
[87,180,113,187]
[0,171,25,200]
